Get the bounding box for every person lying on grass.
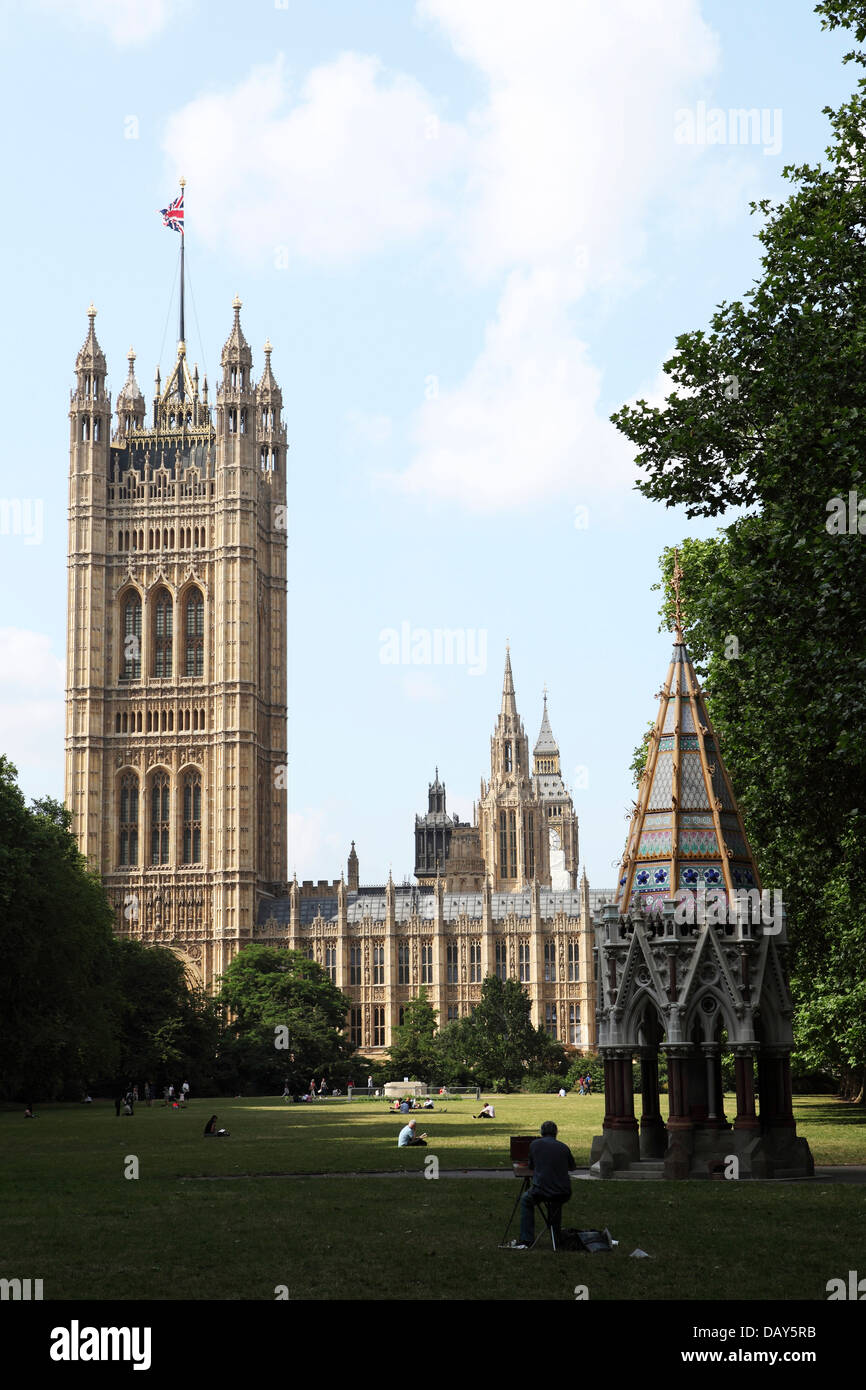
[398,1119,428,1146]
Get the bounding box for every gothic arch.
[177,582,205,680]
[145,765,172,866]
[150,583,175,678]
[682,985,739,1044]
[178,763,203,866]
[622,989,667,1047]
[117,583,143,683]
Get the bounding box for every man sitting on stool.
[518,1120,575,1248]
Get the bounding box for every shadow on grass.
[793,1101,866,1126]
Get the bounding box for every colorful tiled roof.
[615,635,761,914]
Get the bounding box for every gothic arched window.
[153,588,173,677]
[182,771,202,864]
[184,589,204,677]
[120,592,141,682]
[119,774,139,866]
[150,772,170,865]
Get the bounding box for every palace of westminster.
[65,296,606,1056]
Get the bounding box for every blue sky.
[0,0,853,888]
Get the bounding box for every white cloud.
[163,53,465,265]
[418,0,720,283]
[161,2,730,512]
[383,267,634,510]
[382,0,722,509]
[34,0,179,46]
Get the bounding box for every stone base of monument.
[589,1126,640,1178]
[590,1125,814,1180]
[383,1081,428,1099]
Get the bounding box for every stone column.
[432,878,447,1025]
[701,1043,723,1128]
[384,878,397,1047]
[638,1048,666,1158]
[733,1045,759,1131]
[480,878,495,979]
[603,1049,638,1135]
[758,1047,796,1129]
[664,1045,694,1131]
[529,880,544,1029]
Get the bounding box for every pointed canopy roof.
[221,294,252,367]
[500,644,518,718]
[159,341,197,406]
[75,303,106,372]
[533,690,559,755]
[615,632,761,915]
[117,348,144,407]
[257,338,281,399]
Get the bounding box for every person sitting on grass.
[474,1102,495,1119]
[398,1119,427,1147]
[203,1115,230,1137]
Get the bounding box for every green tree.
[217,945,350,1092]
[0,757,119,1099]
[109,938,222,1090]
[432,1018,473,1086]
[464,975,564,1092]
[612,1,866,1098]
[388,987,438,1080]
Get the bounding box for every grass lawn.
[1,1093,864,1300]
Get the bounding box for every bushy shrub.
[522,1072,566,1094]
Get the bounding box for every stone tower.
[414,768,456,885]
[65,299,287,989]
[478,647,551,889]
[532,691,578,888]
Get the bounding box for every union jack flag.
[160,193,184,234]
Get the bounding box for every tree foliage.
[388,988,438,1080]
[0,757,118,1099]
[216,945,351,1092]
[612,0,866,1098]
[460,976,566,1091]
[109,938,221,1090]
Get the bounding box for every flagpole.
[179,177,186,403]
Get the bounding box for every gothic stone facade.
[65,301,287,989]
[256,874,602,1054]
